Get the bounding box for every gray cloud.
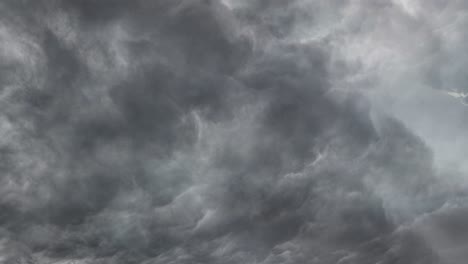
[1,0,467,263]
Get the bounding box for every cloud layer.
[1,1,468,263]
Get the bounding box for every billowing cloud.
[0,1,467,263]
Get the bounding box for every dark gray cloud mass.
[1,0,468,263]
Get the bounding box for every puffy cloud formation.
[1,0,468,263]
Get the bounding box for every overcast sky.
[1,1,468,263]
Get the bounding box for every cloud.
[1,0,468,263]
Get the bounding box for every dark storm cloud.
[1,0,468,264]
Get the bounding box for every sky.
[1,0,468,263]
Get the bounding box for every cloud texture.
[1,0,468,263]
